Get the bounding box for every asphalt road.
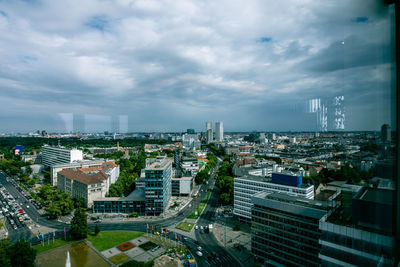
[0,158,242,267]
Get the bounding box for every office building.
[381,124,391,143]
[42,145,83,167]
[206,121,213,143]
[93,189,146,214]
[215,121,223,141]
[145,159,172,215]
[171,176,194,196]
[187,129,195,134]
[319,187,395,267]
[57,168,111,207]
[50,159,109,186]
[251,191,331,266]
[182,134,201,150]
[234,174,314,221]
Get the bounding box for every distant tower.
[381,124,391,143]
[215,121,224,141]
[117,142,120,151]
[206,122,213,143]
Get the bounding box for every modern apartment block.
[144,159,172,215]
[251,191,331,266]
[318,187,395,267]
[215,121,223,141]
[42,145,83,167]
[234,174,314,221]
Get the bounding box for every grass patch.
[176,222,194,232]
[121,259,155,267]
[109,253,129,264]
[86,231,143,251]
[187,202,207,219]
[139,241,158,251]
[33,239,75,254]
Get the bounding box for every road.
[0,157,241,267]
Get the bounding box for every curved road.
[0,159,241,267]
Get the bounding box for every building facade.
[145,159,172,215]
[206,121,213,143]
[234,175,314,221]
[42,145,83,167]
[93,189,146,214]
[251,191,329,266]
[215,121,223,141]
[171,177,194,196]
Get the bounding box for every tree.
[9,239,36,267]
[70,208,89,240]
[46,202,62,218]
[0,239,11,267]
[94,225,100,236]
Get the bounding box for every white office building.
[182,134,201,150]
[206,121,213,143]
[42,145,83,167]
[234,175,314,221]
[215,121,223,141]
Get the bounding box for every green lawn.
[33,239,75,254]
[187,201,207,219]
[176,222,195,232]
[139,241,158,251]
[86,231,143,251]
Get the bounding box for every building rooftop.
[58,168,108,185]
[358,187,392,205]
[235,175,313,189]
[145,159,172,171]
[95,189,146,201]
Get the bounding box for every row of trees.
[38,185,74,218]
[0,239,36,267]
[216,156,234,205]
[308,163,375,185]
[195,153,218,184]
[108,149,146,197]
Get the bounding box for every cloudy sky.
[0,0,395,133]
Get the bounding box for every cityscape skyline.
[0,0,395,133]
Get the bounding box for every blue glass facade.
[145,160,172,215]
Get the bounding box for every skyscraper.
[381,124,391,143]
[206,121,213,143]
[215,121,223,141]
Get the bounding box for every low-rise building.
[93,189,146,214]
[171,176,194,196]
[42,145,83,167]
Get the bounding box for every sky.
[0,0,396,133]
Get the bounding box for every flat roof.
[94,189,146,202]
[235,175,313,189]
[359,188,392,205]
[145,159,172,171]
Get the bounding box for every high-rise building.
[251,191,331,266]
[234,174,314,221]
[206,121,213,143]
[144,159,172,215]
[215,121,224,141]
[381,124,391,143]
[42,145,83,168]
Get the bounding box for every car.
[196,251,203,257]
[197,246,202,251]
[195,225,199,230]
[155,232,160,235]
[200,226,203,230]
[194,240,199,245]
[151,246,160,252]
[187,245,191,250]
[95,219,102,223]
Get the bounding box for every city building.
[318,187,395,267]
[381,124,391,143]
[57,168,111,207]
[50,159,110,186]
[42,145,83,167]
[234,173,314,221]
[92,189,146,214]
[171,176,194,196]
[251,191,332,266]
[206,121,213,143]
[182,133,201,150]
[144,159,172,215]
[187,129,195,134]
[215,121,223,141]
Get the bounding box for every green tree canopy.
[70,208,89,240]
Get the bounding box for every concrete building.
[182,134,201,150]
[234,174,314,221]
[93,189,146,214]
[215,121,223,141]
[171,176,194,196]
[251,191,331,266]
[318,187,395,267]
[57,169,110,207]
[50,159,109,186]
[206,121,213,143]
[42,145,83,167]
[381,124,391,143]
[145,159,172,215]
